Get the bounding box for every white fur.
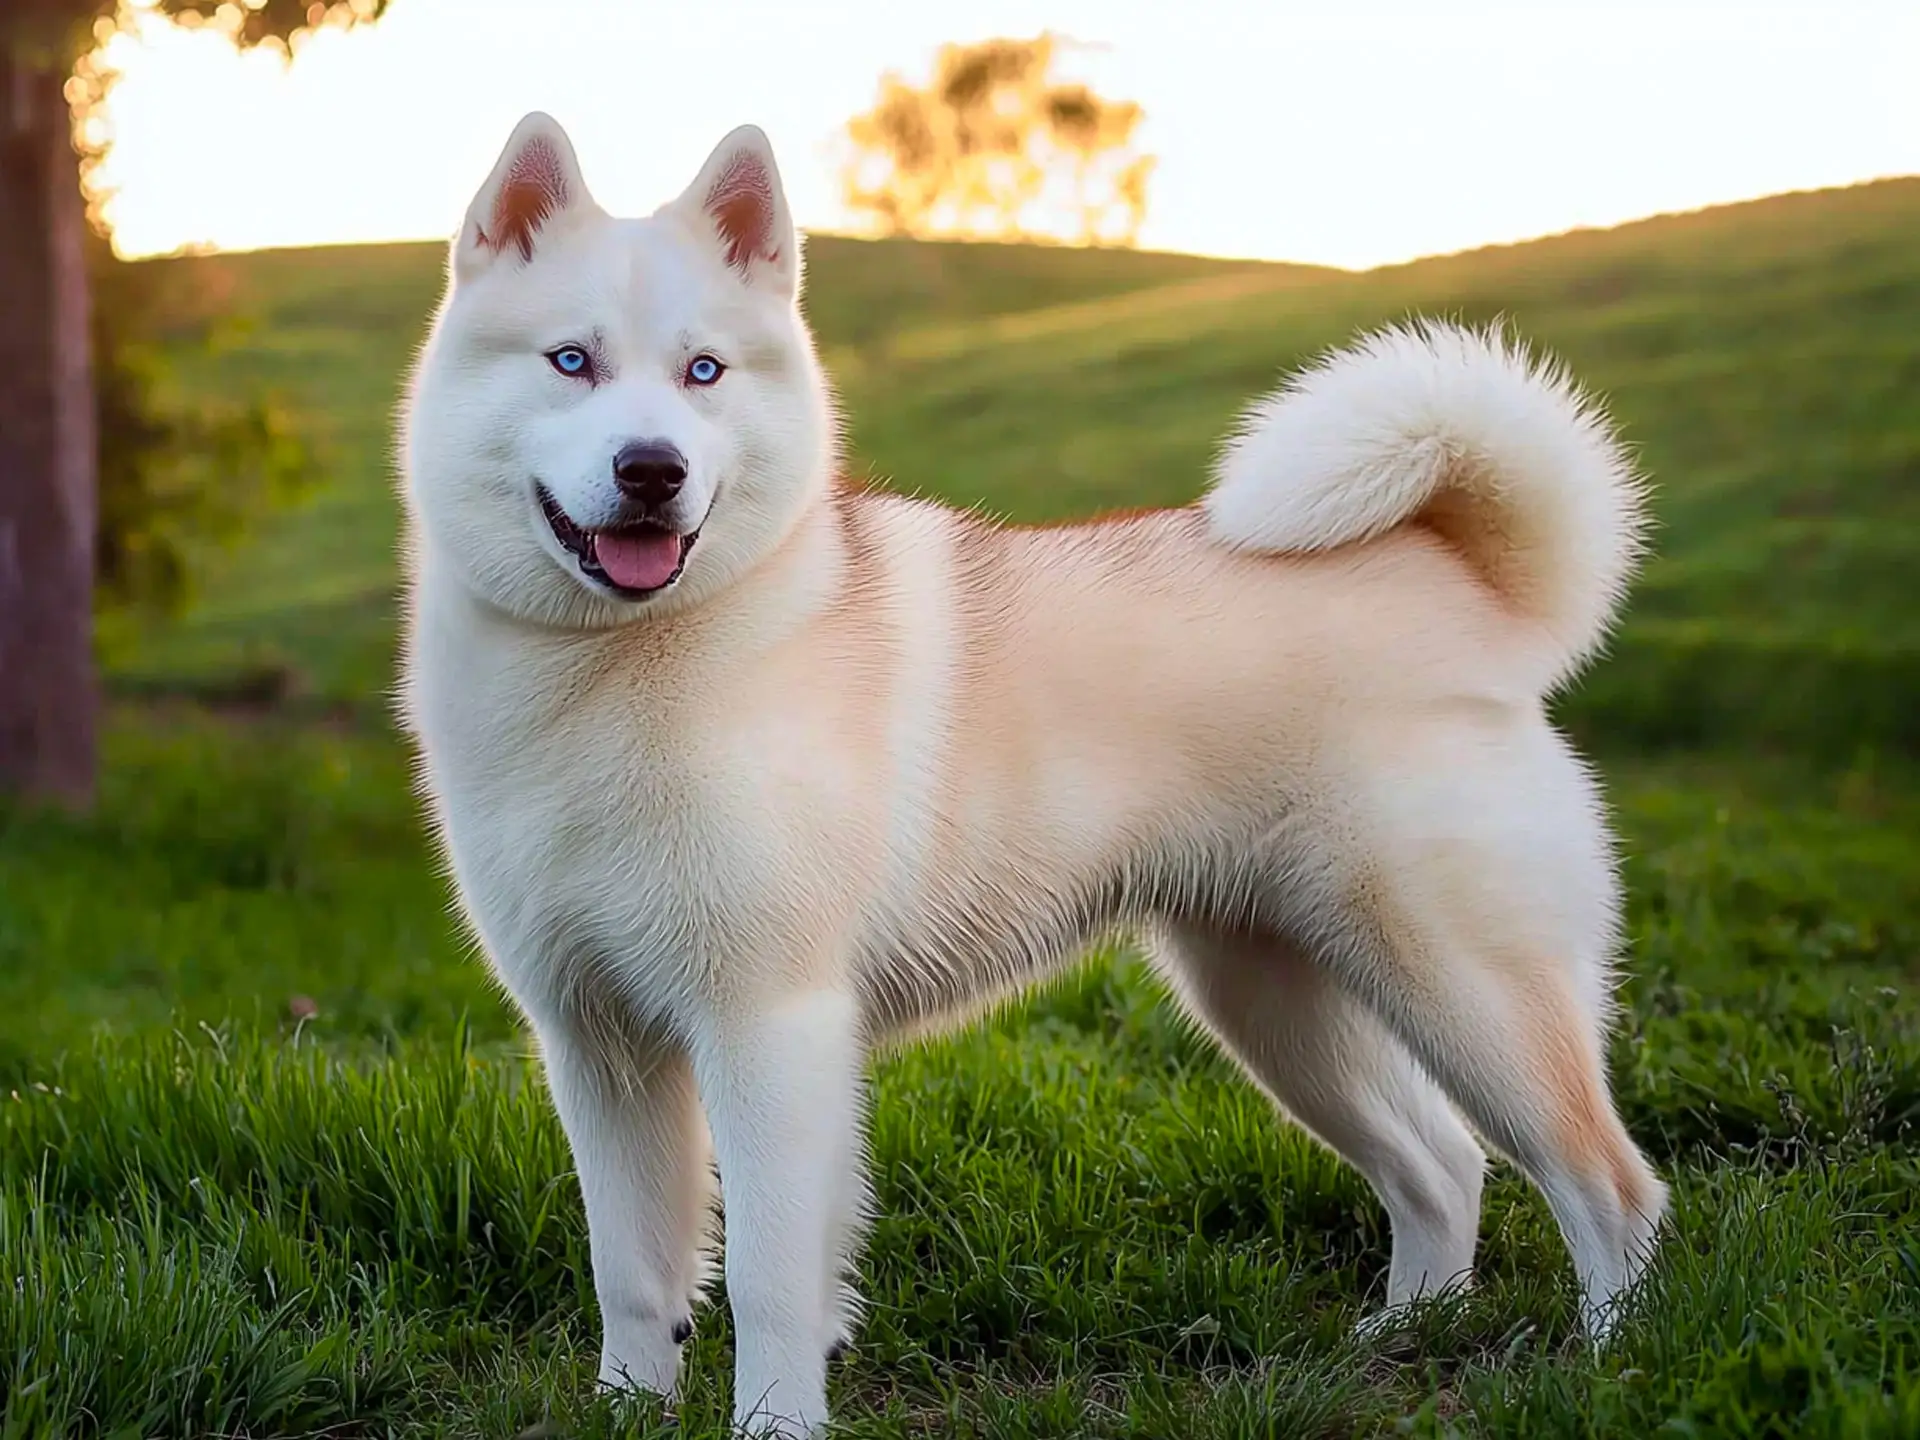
[1204,320,1648,683]
[399,115,1669,1438]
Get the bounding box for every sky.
[93,0,1920,270]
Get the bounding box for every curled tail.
[1202,321,1647,684]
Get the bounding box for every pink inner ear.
[481,135,571,262]
[705,152,779,275]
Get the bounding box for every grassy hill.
[123,177,1920,754]
[5,186,1920,1437]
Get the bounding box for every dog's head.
[403,112,834,625]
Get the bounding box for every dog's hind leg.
[1334,724,1669,1338]
[1156,922,1486,1321]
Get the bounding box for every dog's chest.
[417,629,876,1022]
[444,710,762,1007]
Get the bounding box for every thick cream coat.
[400,112,1666,1438]
[410,496,1558,1035]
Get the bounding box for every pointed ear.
[455,112,596,280]
[671,125,797,297]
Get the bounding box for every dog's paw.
[1580,1292,1637,1348]
[596,1320,687,1398]
[1352,1278,1476,1344]
[1351,1302,1418,1343]
[734,1382,827,1439]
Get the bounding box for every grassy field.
[5,179,1920,1437]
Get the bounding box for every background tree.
[841,34,1154,248]
[0,0,385,807]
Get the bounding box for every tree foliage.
[5,0,385,65]
[841,34,1154,247]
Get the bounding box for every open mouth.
[538,485,697,599]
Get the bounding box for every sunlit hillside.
[122,178,1920,756]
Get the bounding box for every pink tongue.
[593,528,683,591]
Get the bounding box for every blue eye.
[548,345,591,378]
[686,355,724,386]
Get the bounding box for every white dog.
[398,112,1668,1436]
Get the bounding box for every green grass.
[5,731,1919,1436]
[6,182,1920,1435]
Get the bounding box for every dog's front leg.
[694,989,862,1438]
[536,1013,712,1399]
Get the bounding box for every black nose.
[612,440,687,507]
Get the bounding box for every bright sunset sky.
[94,0,1919,270]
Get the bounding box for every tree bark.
[0,56,96,806]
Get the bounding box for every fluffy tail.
[1202,321,1646,683]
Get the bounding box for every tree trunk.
[0,56,96,806]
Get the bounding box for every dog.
[397,112,1668,1436]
